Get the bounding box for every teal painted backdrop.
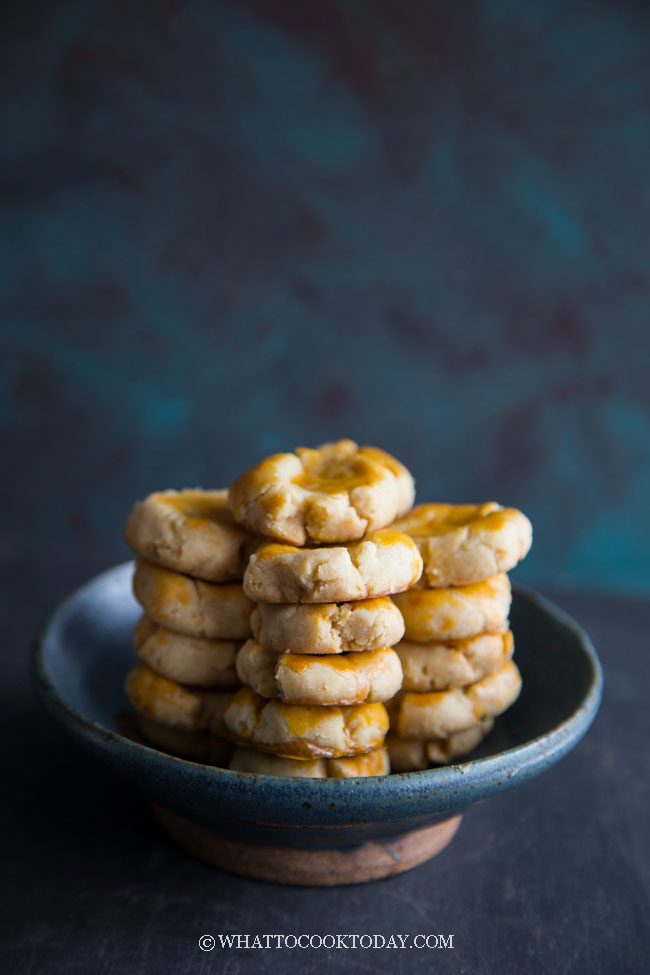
[2,0,649,592]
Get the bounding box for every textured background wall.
[2,0,649,593]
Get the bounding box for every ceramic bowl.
[33,562,602,885]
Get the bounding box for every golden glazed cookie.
[387,659,522,739]
[396,630,514,692]
[134,713,234,766]
[394,502,532,588]
[236,640,403,706]
[243,530,423,604]
[228,746,390,778]
[387,720,494,772]
[132,616,240,688]
[124,664,235,735]
[251,597,405,655]
[229,439,415,545]
[125,488,255,582]
[392,574,511,642]
[133,560,253,639]
[223,686,390,759]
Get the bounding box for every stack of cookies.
[385,503,533,770]
[122,489,256,765]
[222,440,423,778]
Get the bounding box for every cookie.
[229,439,415,545]
[387,719,494,771]
[394,502,532,588]
[125,488,255,582]
[223,686,390,759]
[392,574,511,642]
[124,663,234,734]
[236,640,403,706]
[251,597,405,655]
[387,659,521,739]
[133,560,253,639]
[243,530,423,604]
[134,712,233,766]
[396,630,514,692]
[228,746,390,778]
[132,615,240,688]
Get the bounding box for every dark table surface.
[3,554,648,975]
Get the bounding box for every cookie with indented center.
[125,488,256,582]
[134,712,234,766]
[251,597,405,655]
[243,529,423,604]
[132,615,240,688]
[396,630,513,692]
[387,720,494,771]
[228,746,390,778]
[236,639,403,706]
[393,502,532,588]
[392,574,511,642]
[229,439,415,545]
[124,664,235,734]
[387,659,521,739]
[133,560,253,639]
[223,686,390,759]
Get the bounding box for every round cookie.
[387,720,494,771]
[243,530,423,604]
[132,615,240,688]
[387,659,522,739]
[229,439,415,545]
[223,686,390,759]
[392,574,511,643]
[133,560,253,639]
[134,713,233,766]
[393,502,532,588]
[236,640,403,706]
[396,630,514,692]
[251,597,404,655]
[124,663,235,735]
[125,488,255,582]
[228,746,389,778]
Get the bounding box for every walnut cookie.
[132,560,254,639]
[392,573,511,643]
[228,746,390,778]
[396,630,514,692]
[229,439,415,545]
[124,663,235,735]
[132,615,241,688]
[251,597,404,655]
[393,502,532,588]
[125,488,255,582]
[236,640,403,706]
[243,529,423,604]
[223,686,390,759]
[387,719,494,771]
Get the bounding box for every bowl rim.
[32,561,603,825]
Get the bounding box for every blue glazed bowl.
[33,563,602,883]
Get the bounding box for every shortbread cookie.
[133,560,253,639]
[244,530,423,604]
[251,597,404,655]
[125,488,255,582]
[392,574,511,642]
[394,502,532,588]
[387,659,521,739]
[124,664,234,735]
[132,615,240,688]
[396,631,514,692]
[229,439,415,545]
[223,687,390,759]
[387,720,494,771]
[228,746,389,778]
[135,712,233,765]
[236,640,403,706]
